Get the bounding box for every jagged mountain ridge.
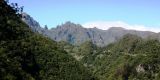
[21,12,49,35]
[22,13,158,46]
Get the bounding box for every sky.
[10,0,160,32]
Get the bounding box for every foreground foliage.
[0,1,95,80]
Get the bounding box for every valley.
[1,0,160,80]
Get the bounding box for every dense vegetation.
[0,1,96,80]
[60,34,160,80]
[88,34,160,80]
[1,0,160,80]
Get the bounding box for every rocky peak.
[22,14,158,47]
[57,21,83,29]
[21,12,49,35]
[21,12,40,27]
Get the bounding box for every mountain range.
[1,1,160,80]
[22,13,160,47]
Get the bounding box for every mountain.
[21,12,41,32]
[57,34,160,80]
[0,1,96,80]
[21,12,49,36]
[86,34,160,80]
[2,1,160,80]
[22,15,157,46]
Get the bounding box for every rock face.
[136,64,145,73]
[21,12,49,35]
[47,22,155,46]
[22,12,41,32]
[22,13,159,46]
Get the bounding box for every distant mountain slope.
[57,34,160,80]
[22,14,158,47]
[0,1,96,80]
[86,34,160,80]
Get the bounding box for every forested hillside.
[0,1,96,80]
[60,34,160,80]
[1,0,160,80]
[88,34,160,80]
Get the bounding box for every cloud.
[82,21,160,33]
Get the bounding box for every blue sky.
[10,0,160,32]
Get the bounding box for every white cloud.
[82,21,160,33]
